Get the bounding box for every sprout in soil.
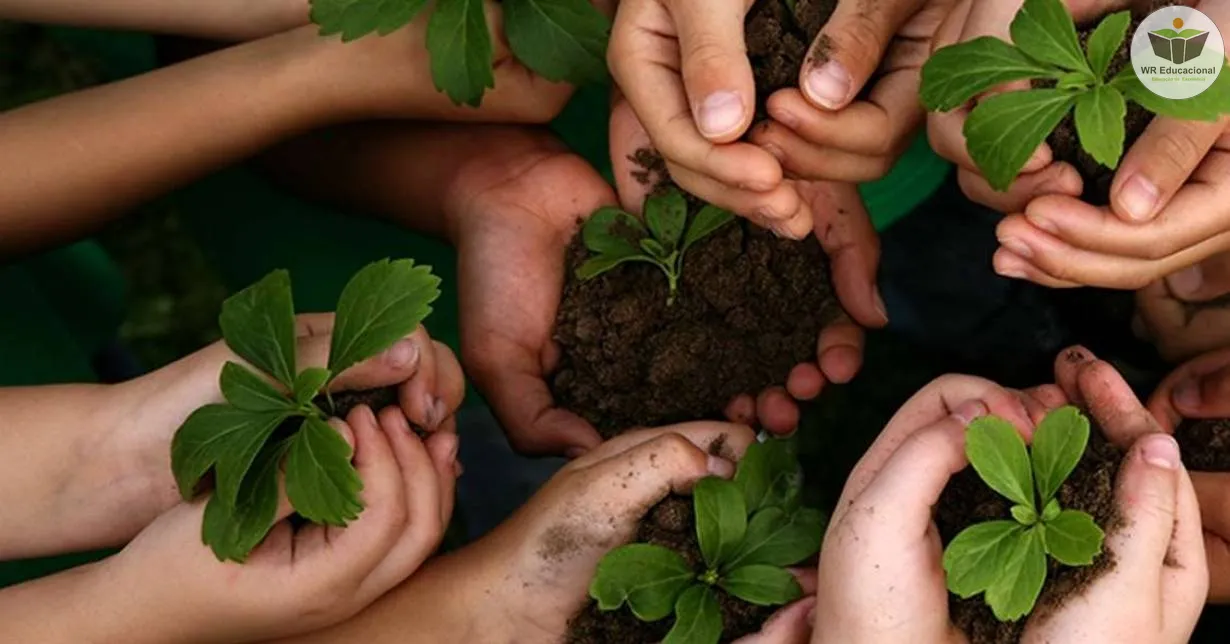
[921,0,1230,192]
[577,190,735,306]
[589,438,825,644]
[943,406,1105,622]
[309,0,610,107]
[170,259,441,562]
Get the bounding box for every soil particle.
[746,0,839,118]
[1176,418,1230,471]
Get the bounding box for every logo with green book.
[1149,18,1209,64]
[1132,7,1225,100]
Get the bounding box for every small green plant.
[170,259,441,562]
[310,0,610,107]
[921,0,1230,191]
[943,406,1105,622]
[589,439,825,644]
[577,190,734,305]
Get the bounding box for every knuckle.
[683,38,740,78]
[653,433,708,472]
[830,14,887,62]
[1154,129,1205,176]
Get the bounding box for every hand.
[94,404,457,644]
[1136,251,1230,362]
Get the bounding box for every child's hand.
[104,404,457,644]
[1135,252,1230,362]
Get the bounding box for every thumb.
[1106,433,1181,586]
[802,0,925,110]
[667,0,758,141]
[1110,117,1224,222]
[1170,362,1230,419]
[1165,251,1230,302]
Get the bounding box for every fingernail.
[1167,264,1203,298]
[1000,237,1034,260]
[565,446,588,459]
[755,206,782,222]
[1173,378,1201,411]
[805,60,851,109]
[1030,216,1059,235]
[697,91,746,138]
[1118,174,1160,222]
[773,108,800,129]
[1063,346,1094,365]
[995,252,1029,279]
[432,399,448,430]
[707,455,735,478]
[1139,433,1181,470]
[388,409,412,433]
[422,394,438,429]
[761,142,786,163]
[872,286,888,323]
[357,404,376,426]
[385,339,419,369]
[445,433,460,462]
[951,400,990,426]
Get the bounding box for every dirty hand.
[1029,347,1207,637]
[606,0,947,238]
[814,374,1062,643]
[82,405,458,644]
[1136,251,1230,362]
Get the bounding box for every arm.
[0,0,308,40]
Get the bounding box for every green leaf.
[734,438,799,513]
[921,37,1060,111]
[310,0,430,41]
[201,440,287,562]
[1086,11,1131,80]
[328,259,441,381]
[1055,71,1093,91]
[1042,498,1061,522]
[503,0,610,85]
[727,507,824,569]
[219,269,297,389]
[588,544,694,621]
[640,238,669,259]
[966,416,1036,509]
[1114,64,1230,121]
[985,527,1047,622]
[576,252,654,280]
[583,207,646,255]
[1011,504,1038,525]
[1074,86,1127,170]
[427,0,494,107]
[293,368,332,405]
[1010,0,1091,74]
[170,404,290,502]
[683,205,735,252]
[694,477,748,568]
[718,564,803,606]
[1043,509,1104,566]
[663,585,722,644]
[285,416,364,525]
[219,362,296,413]
[645,190,688,251]
[943,521,1024,598]
[965,89,1076,191]
[1030,405,1090,504]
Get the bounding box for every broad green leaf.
[1074,86,1127,170]
[583,207,645,256]
[310,0,430,41]
[201,440,287,562]
[694,477,747,568]
[719,564,803,606]
[1010,0,1091,74]
[734,438,800,513]
[328,259,441,381]
[219,362,296,413]
[503,0,610,85]
[663,585,722,644]
[1043,509,1104,566]
[965,89,1076,191]
[683,205,735,252]
[1030,405,1090,504]
[285,416,364,525]
[170,404,290,501]
[1114,64,1230,121]
[1086,11,1131,80]
[1011,504,1038,525]
[219,269,297,389]
[965,416,1036,509]
[1042,498,1061,522]
[588,544,694,621]
[427,0,494,107]
[640,238,669,258]
[645,190,688,251]
[294,368,332,405]
[576,252,654,280]
[1056,71,1093,91]
[727,507,824,569]
[921,37,1059,111]
[943,521,1023,598]
[985,527,1047,622]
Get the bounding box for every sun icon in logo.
[1174,17,1185,29]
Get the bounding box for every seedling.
[310,0,610,107]
[170,259,441,562]
[589,439,825,644]
[943,406,1105,622]
[577,190,735,305]
[921,0,1230,191]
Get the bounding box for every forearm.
[0,0,307,40]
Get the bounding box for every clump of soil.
[746,0,839,118]
[935,428,1125,644]
[565,496,775,643]
[1175,418,1230,471]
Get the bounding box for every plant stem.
[666,269,679,306]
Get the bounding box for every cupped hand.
[1136,251,1230,362]
[104,404,458,644]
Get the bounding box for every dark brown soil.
[746,0,839,118]
[935,428,1125,644]
[1176,418,1230,471]
[565,496,775,643]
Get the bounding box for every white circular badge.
[1131,6,1225,99]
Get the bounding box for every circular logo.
[1131,7,1225,99]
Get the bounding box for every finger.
[583,431,744,512]
[750,121,899,182]
[816,318,865,385]
[1164,251,1230,303]
[732,597,816,644]
[610,98,658,213]
[801,0,924,110]
[1191,472,1230,600]
[1076,358,1164,447]
[1022,383,1069,413]
[806,182,887,328]
[667,0,757,142]
[1105,433,1182,588]
[1162,467,1209,624]
[786,363,825,401]
[1148,348,1230,429]
[395,328,440,430]
[669,162,808,229]
[1111,117,1226,222]
[959,163,1083,214]
[929,105,1055,176]
[568,421,757,471]
[1053,345,1098,407]
[789,567,818,595]
[725,394,757,425]
[992,247,1084,289]
[757,386,801,436]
